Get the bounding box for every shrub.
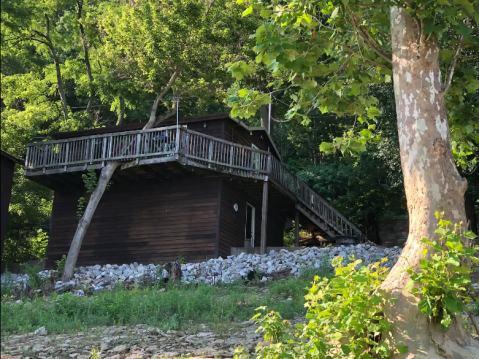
[21,262,45,290]
[2,229,48,264]
[405,212,479,329]
[55,255,67,277]
[237,256,397,359]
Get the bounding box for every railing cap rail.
[26,125,181,147]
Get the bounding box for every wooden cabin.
[1,150,23,255]
[23,113,362,268]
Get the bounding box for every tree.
[229,0,479,357]
[1,0,82,120]
[61,0,261,280]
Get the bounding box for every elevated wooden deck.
[24,125,363,239]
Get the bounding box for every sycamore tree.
[61,0,260,280]
[228,0,479,357]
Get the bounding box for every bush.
[405,212,479,329]
[237,256,397,359]
[2,229,48,264]
[21,262,45,290]
[55,255,67,278]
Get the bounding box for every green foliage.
[77,169,111,218]
[177,255,187,265]
[81,169,100,194]
[229,0,479,168]
[2,165,52,264]
[2,229,49,264]
[89,349,101,359]
[77,197,86,220]
[55,255,67,277]
[238,256,397,358]
[252,308,288,344]
[405,213,479,329]
[20,262,45,290]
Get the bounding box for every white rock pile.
[1,244,402,294]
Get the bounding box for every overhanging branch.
[442,36,463,95]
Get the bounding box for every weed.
[55,255,66,277]
[90,348,101,359]
[405,212,479,329]
[20,262,44,290]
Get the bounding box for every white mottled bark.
[383,7,478,358]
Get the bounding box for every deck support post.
[295,209,300,247]
[260,176,269,255]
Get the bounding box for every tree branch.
[143,71,180,129]
[442,36,463,95]
[153,105,177,127]
[345,6,392,65]
[205,0,217,16]
[316,36,391,71]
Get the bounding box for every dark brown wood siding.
[218,180,286,257]
[1,155,16,254]
[47,178,221,268]
[224,122,269,152]
[218,181,247,258]
[180,119,224,139]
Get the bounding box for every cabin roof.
[51,113,282,161]
[1,150,24,165]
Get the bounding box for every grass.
[1,266,332,336]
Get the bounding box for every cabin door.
[245,203,255,247]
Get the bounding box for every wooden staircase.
[296,204,336,238]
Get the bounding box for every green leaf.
[464,230,477,239]
[398,345,409,354]
[437,0,451,5]
[367,106,381,119]
[242,6,253,17]
[331,7,339,20]
[238,89,248,98]
[320,142,334,153]
[455,23,472,37]
[404,279,415,291]
[341,344,351,355]
[444,297,459,313]
[260,10,270,18]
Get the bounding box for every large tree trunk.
[382,6,478,358]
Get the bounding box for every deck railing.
[270,156,362,237]
[25,126,362,238]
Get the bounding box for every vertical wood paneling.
[46,178,221,268]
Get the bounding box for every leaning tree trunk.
[62,162,120,280]
[381,7,479,358]
[62,84,178,280]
